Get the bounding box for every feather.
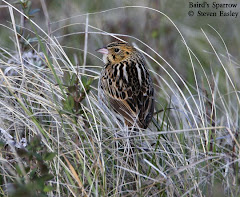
[98,42,154,129]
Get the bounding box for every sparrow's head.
[96,42,137,64]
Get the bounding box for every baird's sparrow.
[97,42,154,129]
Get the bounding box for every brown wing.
[136,81,154,128]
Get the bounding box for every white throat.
[102,54,108,64]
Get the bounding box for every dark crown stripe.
[107,42,128,47]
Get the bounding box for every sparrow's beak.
[96,47,109,54]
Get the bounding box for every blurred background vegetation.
[1,0,239,80]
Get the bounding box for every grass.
[0,1,240,197]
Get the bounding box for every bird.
[97,41,154,129]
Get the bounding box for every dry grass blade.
[62,154,88,197]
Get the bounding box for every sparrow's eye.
[114,48,120,53]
